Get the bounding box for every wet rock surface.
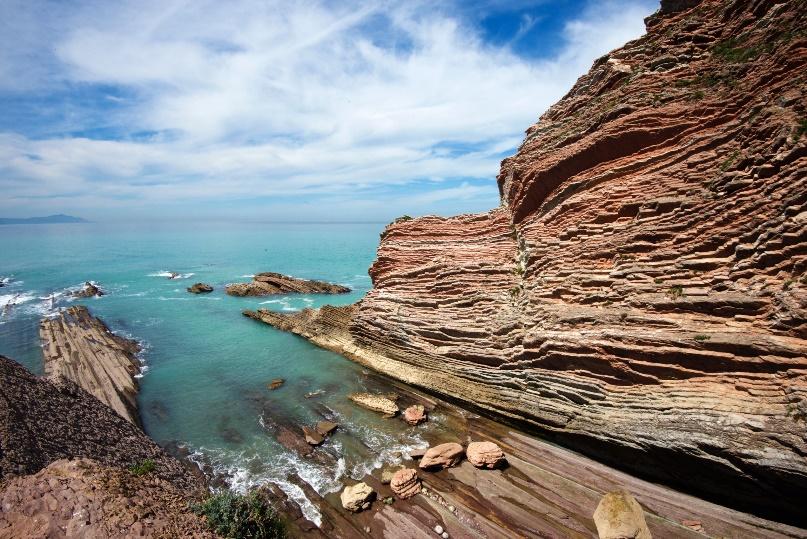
[249,0,807,524]
[226,272,350,297]
[403,404,427,426]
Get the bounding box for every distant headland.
[0,214,88,225]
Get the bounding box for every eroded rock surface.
[341,482,375,512]
[0,458,214,539]
[419,443,464,470]
[390,468,421,499]
[249,0,807,524]
[226,272,350,297]
[40,306,142,425]
[348,392,399,416]
[466,441,505,469]
[594,491,653,539]
[403,404,427,426]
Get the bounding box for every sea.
[0,221,432,524]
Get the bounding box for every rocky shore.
[226,272,350,296]
[256,370,807,538]
[246,0,807,526]
[40,305,142,425]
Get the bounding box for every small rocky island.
[226,272,350,296]
[72,281,104,297]
[187,282,214,294]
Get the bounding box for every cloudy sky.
[0,0,656,222]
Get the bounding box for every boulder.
[315,420,338,437]
[348,393,399,416]
[267,378,284,390]
[73,282,104,298]
[466,441,506,469]
[419,443,464,470]
[302,426,324,446]
[187,283,213,294]
[403,404,427,426]
[390,468,421,499]
[226,272,350,297]
[593,491,652,539]
[340,482,375,512]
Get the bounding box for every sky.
[0,0,657,222]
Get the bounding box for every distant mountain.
[0,214,89,225]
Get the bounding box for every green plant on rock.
[794,118,807,140]
[719,150,740,172]
[193,491,285,539]
[693,334,711,342]
[667,285,684,299]
[128,459,156,476]
[712,36,763,63]
[393,215,413,224]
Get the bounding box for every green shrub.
[795,118,807,140]
[393,215,413,224]
[128,459,156,476]
[194,491,285,539]
[667,285,684,299]
[712,37,762,63]
[693,334,711,342]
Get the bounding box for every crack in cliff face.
[250,0,807,526]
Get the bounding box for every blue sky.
[0,0,656,222]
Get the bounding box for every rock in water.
[419,443,464,470]
[593,491,652,539]
[244,0,807,522]
[73,281,104,298]
[390,468,421,499]
[39,306,141,425]
[409,447,428,460]
[466,441,505,469]
[267,378,285,390]
[403,404,427,425]
[315,420,338,437]
[340,482,375,512]
[348,392,399,416]
[226,272,350,297]
[302,426,324,446]
[187,283,213,294]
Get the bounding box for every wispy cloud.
[0,0,656,220]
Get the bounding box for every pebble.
[442,533,449,539]
[434,524,444,534]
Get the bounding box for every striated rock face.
[40,305,142,425]
[0,458,214,539]
[226,272,350,296]
[249,0,807,525]
[390,468,421,499]
[0,355,201,494]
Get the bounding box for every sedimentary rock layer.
[226,272,350,296]
[249,0,807,525]
[0,355,200,494]
[40,305,141,425]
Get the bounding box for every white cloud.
[0,0,656,219]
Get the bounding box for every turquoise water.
[0,222,432,523]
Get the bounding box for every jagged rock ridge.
[249,0,807,525]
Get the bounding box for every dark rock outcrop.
[187,282,214,293]
[226,272,350,296]
[247,0,807,525]
[0,355,201,494]
[72,281,104,297]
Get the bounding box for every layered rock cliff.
[249,0,807,525]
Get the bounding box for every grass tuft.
[128,459,156,476]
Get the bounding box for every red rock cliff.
[249,0,807,525]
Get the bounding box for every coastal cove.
[0,221,413,519]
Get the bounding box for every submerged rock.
[419,443,464,470]
[409,447,428,460]
[73,281,104,298]
[186,283,213,294]
[348,392,399,416]
[593,491,652,539]
[167,272,180,279]
[340,482,375,512]
[267,378,285,390]
[403,404,427,426]
[466,441,506,469]
[226,272,350,297]
[390,468,420,499]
